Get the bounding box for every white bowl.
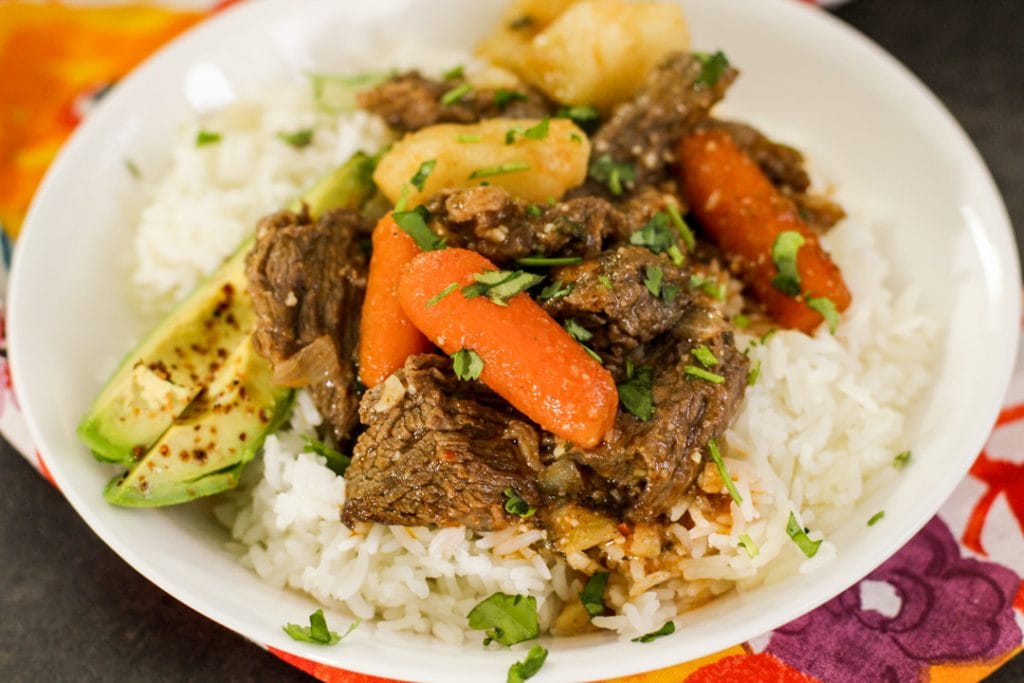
[8,0,1019,680]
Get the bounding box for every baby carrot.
[677,129,851,333]
[359,213,434,388]
[398,248,618,448]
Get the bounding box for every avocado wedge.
[79,151,377,506]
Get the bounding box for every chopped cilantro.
[579,571,609,617]
[195,130,221,146]
[747,360,761,386]
[632,621,675,643]
[770,231,805,296]
[503,487,536,518]
[426,282,459,308]
[470,162,531,179]
[761,328,778,344]
[894,450,912,468]
[569,132,583,144]
[786,511,822,558]
[732,314,750,328]
[555,105,600,132]
[409,159,437,191]
[516,255,583,267]
[303,437,351,476]
[582,345,604,364]
[442,64,464,80]
[738,534,759,558]
[440,83,472,106]
[806,296,839,334]
[589,155,635,196]
[523,117,550,140]
[452,348,484,381]
[283,609,358,645]
[526,204,543,217]
[708,438,742,506]
[692,344,718,368]
[539,280,573,301]
[689,274,726,301]
[467,592,540,647]
[598,275,613,290]
[495,88,529,109]
[393,206,445,251]
[694,50,731,89]
[630,212,679,257]
[276,128,314,148]
[124,158,141,179]
[684,365,725,384]
[868,511,885,527]
[618,365,654,421]
[643,265,664,298]
[458,133,482,143]
[507,645,548,683]
[394,183,411,212]
[666,204,696,251]
[462,270,543,305]
[563,319,593,342]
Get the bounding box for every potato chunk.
[477,0,690,112]
[373,118,590,205]
[476,0,583,75]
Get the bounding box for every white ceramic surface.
[8,0,1020,681]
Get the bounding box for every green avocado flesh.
[77,243,256,466]
[79,151,378,507]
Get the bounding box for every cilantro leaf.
[440,83,472,106]
[786,511,823,558]
[684,365,725,384]
[393,206,445,251]
[806,296,839,334]
[410,159,437,191]
[283,609,358,645]
[747,360,761,386]
[579,572,609,617]
[507,645,548,683]
[868,510,885,526]
[539,280,573,301]
[516,255,583,267]
[470,162,531,179]
[555,105,601,133]
[598,275,613,290]
[689,274,726,301]
[195,130,221,146]
[467,593,540,646]
[503,487,536,518]
[708,438,742,506]
[632,621,675,643]
[618,365,654,421]
[563,319,593,342]
[643,265,664,298]
[452,348,484,381]
[694,50,730,89]
[692,344,718,368]
[738,534,759,558]
[588,155,635,196]
[630,212,679,256]
[303,437,351,476]
[894,450,912,468]
[277,128,314,148]
[770,231,806,296]
[463,270,544,305]
[426,282,459,308]
[495,89,529,109]
[523,117,550,140]
[442,64,464,80]
[665,204,696,251]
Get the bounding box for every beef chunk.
[343,354,542,531]
[590,52,738,191]
[426,186,629,266]
[568,305,749,521]
[357,72,551,132]
[542,246,692,372]
[246,208,367,444]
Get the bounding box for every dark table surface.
[2,1,1022,681]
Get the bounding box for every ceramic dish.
[8,0,1019,680]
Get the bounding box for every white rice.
[138,76,938,641]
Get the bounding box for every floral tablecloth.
[1,2,1021,681]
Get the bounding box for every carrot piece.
[358,213,434,388]
[398,248,618,448]
[677,129,851,333]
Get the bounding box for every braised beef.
[342,354,542,530]
[426,186,629,266]
[246,208,367,445]
[357,72,551,132]
[590,52,738,191]
[567,304,749,521]
[541,246,692,372]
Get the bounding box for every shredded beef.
[246,208,367,444]
[342,355,542,531]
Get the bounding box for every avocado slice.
[79,151,377,506]
[77,243,255,465]
[103,336,292,506]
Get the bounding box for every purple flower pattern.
[767,516,1022,682]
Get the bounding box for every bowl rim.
[8,0,1021,680]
